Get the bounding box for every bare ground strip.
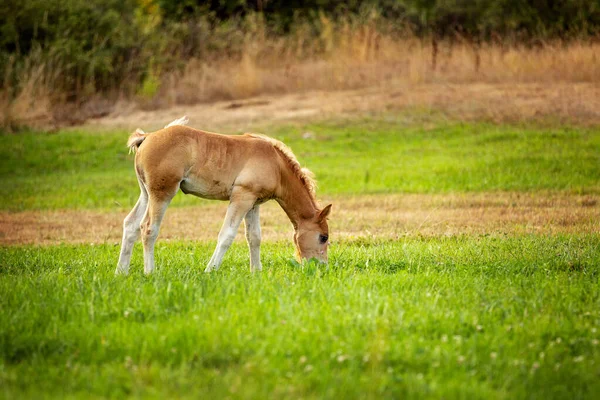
[1,193,598,246]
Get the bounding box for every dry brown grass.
[165,38,600,107]
[0,51,57,130]
[156,15,600,109]
[2,193,598,246]
[3,19,600,129]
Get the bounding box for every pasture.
[1,117,599,398]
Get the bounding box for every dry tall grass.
[167,35,600,106]
[2,16,600,129]
[1,50,59,130]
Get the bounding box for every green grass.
[1,119,599,210]
[2,117,599,398]
[1,235,599,399]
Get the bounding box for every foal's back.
[135,126,280,201]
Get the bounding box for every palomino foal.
[116,117,332,274]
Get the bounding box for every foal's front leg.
[205,194,257,272]
[244,205,262,272]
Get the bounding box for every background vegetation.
[1,0,600,129]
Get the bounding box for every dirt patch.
[84,83,600,132]
[1,193,598,246]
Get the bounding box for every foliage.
[1,0,599,100]
[0,0,180,96]
[157,0,600,38]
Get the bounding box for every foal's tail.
[127,129,147,154]
[127,115,190,154]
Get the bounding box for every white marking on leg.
[244,205,262,272]
[141,196,172,275]
[116,184,148,275]
[205,226,238,271]
[205,195,256,272]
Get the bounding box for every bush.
[2,0,599,97]
[0,0,182,96]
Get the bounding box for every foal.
[116,117,332,274]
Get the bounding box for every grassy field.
[1,117,599,398]
[1,118,599,211]
[1,237,599,399]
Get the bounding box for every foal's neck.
[275,169,318,229]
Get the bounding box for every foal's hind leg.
[205,190,257,272]
[244,205,262,272]
[116,181,148,275]
[140,192,175,275]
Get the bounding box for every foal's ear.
[318,204,332,221]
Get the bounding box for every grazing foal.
[116,117,332,274]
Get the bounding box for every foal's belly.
[179,177,232,201]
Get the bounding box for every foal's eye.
[319,234,329,244]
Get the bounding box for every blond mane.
[248,134,317,196]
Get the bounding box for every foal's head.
[294,204,332,263]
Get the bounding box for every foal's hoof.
[115,267,129,276]
[204,266,214,273]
